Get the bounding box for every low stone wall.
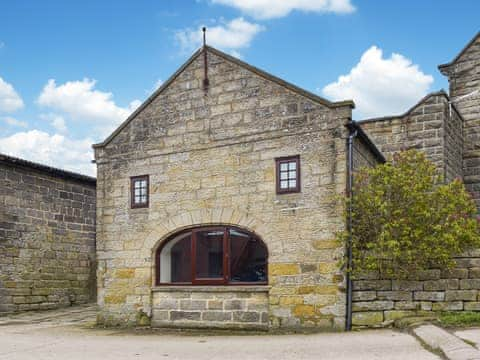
[151,286,269,329]
[352,255,480,327]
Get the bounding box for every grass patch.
[438,311,480,327]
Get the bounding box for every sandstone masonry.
[94,46,359,330]
[0,154,96,314]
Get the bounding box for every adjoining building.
[0,154,96,314]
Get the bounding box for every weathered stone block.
[233,311,260,323]
[352,291,376,301]
[352,312,383,326]
[392,281,423,291]
[354,280,391,291]
[445,290,477,301]
[202,311,232,322]
[413,292,445,301]
[464,302,480,311]
[431,301,463,311]
[460,279,480,290]
[353,301,393,311]
[376,291,412,301]
[170,311,201,321]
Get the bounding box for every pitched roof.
[93,45,355,149]
[359,90,454,123]
[0,153,96,185]
[438,31,480,73]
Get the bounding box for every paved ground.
[455,328,480,349]
[0,305,440,360]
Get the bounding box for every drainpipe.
[345,126,357,331]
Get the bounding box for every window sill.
[152,285,271,293]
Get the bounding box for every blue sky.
[0,0,478,175]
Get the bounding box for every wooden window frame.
[130,175,149,209]
[275,155,301,194]
[155,226,268,286]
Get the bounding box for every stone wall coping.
[152,285,271,293]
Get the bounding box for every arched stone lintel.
[145,208,270,256]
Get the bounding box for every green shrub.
[346,150,480,279]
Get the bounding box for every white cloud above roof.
[210,0,355,19]
[0,130,95,176]
[0,76,24,113]
[176,17,264,54]
[37,78,140,124]
[322,46,434,119]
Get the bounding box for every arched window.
[156,226,267,285]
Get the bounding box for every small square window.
[275,155,300,194]
[131,175,149,208]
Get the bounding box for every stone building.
[0,154,96,314]
[349,32,480,327]
[93,31,479,330]
[93,45,384,329]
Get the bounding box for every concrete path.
[455,329,480,350]
[414,325,480,360]
[0,305,439,360]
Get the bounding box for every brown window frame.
[130,175,149,209]
[155,226,268,286]
[275,155,301,194]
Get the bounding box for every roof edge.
[94,45,355,149]
[0,153,96,185]
[359,90,449,124]
[205,46,355,110]
[346,121,386,164]
[438,31,480,73]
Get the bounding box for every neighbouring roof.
[0,153,96,185]
[93,45,355,149]
[346,121,386,164]
[358,90,463,124]
[438,31,480,73]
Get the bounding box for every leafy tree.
[347,150,480,279]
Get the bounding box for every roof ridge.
[0,153,96,184]
[438,31,480,71]
[93,45,355,149]
[359,90,448,123]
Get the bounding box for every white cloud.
[3,116,28,128]
[0,76,24,113]
[37,78,141,126]
[176,17,264,54]
[211,0,355,19]
[40,113,68,133]
[0,130,95,176]
[322,46,434,119]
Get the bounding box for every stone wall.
[440,33,480,206]
[0,156,96,314]
[152,286,269,329]
[360,92,463,182]
[94,47,353,329]
[352,254,480,327]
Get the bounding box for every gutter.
[345,127,357,331]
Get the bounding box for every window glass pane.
[140,180,147,188]
[195,230,224,279]
[134,195,141,203]
[134,181,140,189]
[229,229,267,282]
[288,161,296,170]
[289,180,297,188]
[280,180,288,189]
[135,189,141,196]
[288,171,296,179]
[280,163,288,171]
[280,172,288,180]
[160,233,191,283]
